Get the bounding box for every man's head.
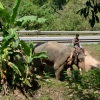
[76,34,79,38]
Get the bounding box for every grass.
[83,43,100,61]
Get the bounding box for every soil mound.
[85,51,100,71]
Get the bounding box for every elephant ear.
[73,50,77,56]
[73,50,78,64]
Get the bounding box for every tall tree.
[77,0,100,27]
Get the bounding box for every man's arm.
[72,38,75,44]
[72,38,79,44]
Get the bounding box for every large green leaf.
[3,28,16,40]
[20,40,30,56]
[8,28,16,34]
[0,2,4,9]
[8,62,22,76]
[1,41,11,52]
[3,33,15,41]
[37,18,46,23]
[23,78,31,87]
[11,29,19,48]
[0,8,10,23]
[33,52,48,59]
[10,0,21,23]
[1,29,16,51]
[25,56,33,63]
[16,16,37,26]
[29,41,34,50]
[15,64,26,77]
[16,16,37,22]
[12,41,19,48]
[0,2,10,23]
[29,41,34,56]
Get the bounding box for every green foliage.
[20,40,31,56]
[10,0,21,24]
[52,0,67,10]
[0,0,48,92]
[77,0,100,27]
[65,69,100,100]
[8,62,22,76]
[1,0,100,30]
[16,16,46,30]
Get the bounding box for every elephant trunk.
[78,61,85,71]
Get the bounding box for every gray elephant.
[32,41,85,80]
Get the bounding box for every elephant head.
[73,48,85,71]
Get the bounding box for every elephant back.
[34,41,66,61]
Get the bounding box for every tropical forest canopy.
[1,0,100,31]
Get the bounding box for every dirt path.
[85,51,100,71]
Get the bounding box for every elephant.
[32,41,85,80]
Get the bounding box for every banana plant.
[0,0,48,93]
[20,40,48,77]
[0,1,21,91]
[20,40,48,63]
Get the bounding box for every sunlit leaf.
[11,0,21,23]
[8,62,22,76]
[33,52,48,59]
[29,41,34,55]
[12,41,19,48]
[37,18,46,23]
[20,40,30,56]
[1,71,6,79]
[0,2,4,9]
[24,79,31,87]
[25,56,33,63]
[16,16,37,25]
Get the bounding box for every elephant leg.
[68,64,73,76]
[76,64,79,70]
[54,64,64,80]
[70,65,73,71]
[39,64,45,78]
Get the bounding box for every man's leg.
[75,45,78,55]
[80,45,86,56]
[82,48,87,56]
[67,51,73,63]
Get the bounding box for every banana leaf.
[10,0,21,23]
[20,40,30,56]
[8,62,22,76]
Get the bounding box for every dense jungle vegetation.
[1,0,100,31]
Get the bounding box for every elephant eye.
[79,58,84,62]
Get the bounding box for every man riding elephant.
[72,34,86,56]
[32,41,85,80]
